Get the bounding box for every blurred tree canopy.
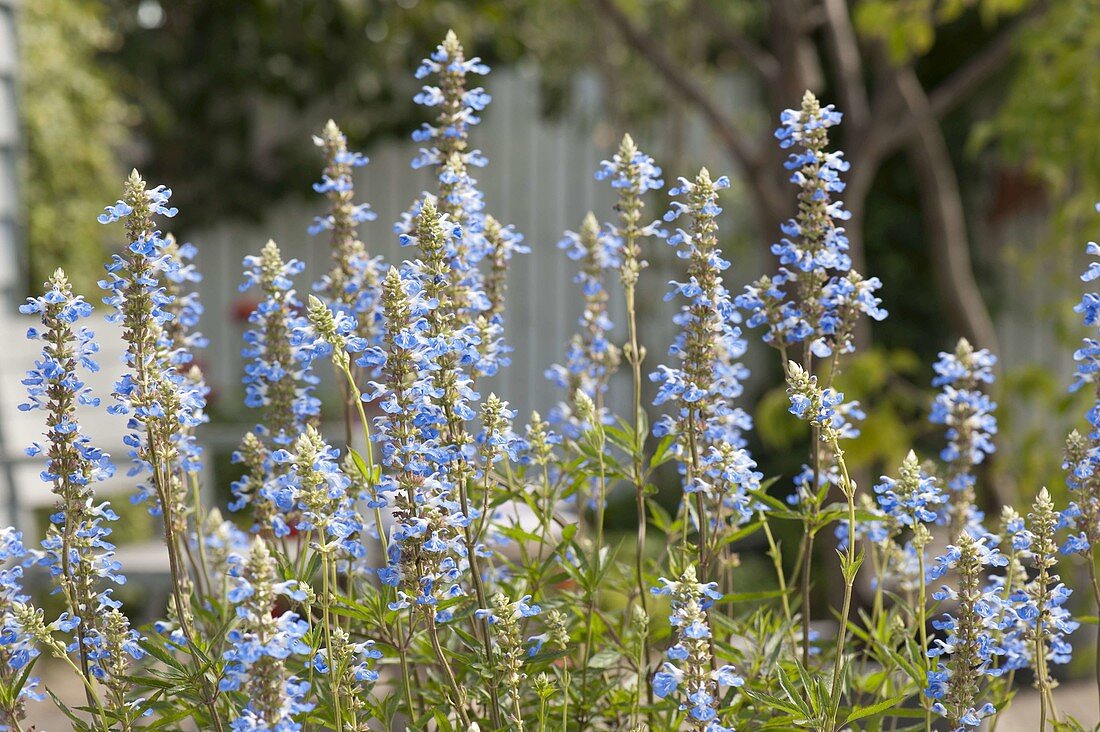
[98,0,531,225]
[20,1,1097,305]
[19,0,126,295]
[89,1,1087,348]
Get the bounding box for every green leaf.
[844,693,913,724]
[587,648,621,669]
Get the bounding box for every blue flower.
[98,172,206,515]
[595,137,663,194]
[546,213,621,437]
[873,451,946,527]
[238,241,321,446]
[1063,213,1100,563]
[739,91,885,357]
[925,533,1005,729]
[1001,489,1078,680]
[222,540,313,729]
[651,567,741,725]
[650,170,759,540]
[595,134,664,289]
[406,32,522,379]
[310,120,384,354]
[0,527,44,713]
[369,261,470,618]
[20,270,131,676]
[929,339,998,534]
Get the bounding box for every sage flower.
[652,567,742,730]
[21,270,126,672]
[596,133,663,288]
[738,91,885,357]
[930,339,998,532]
[546,212,621,436]
[0,528,43,727]
[221,539,313,730]
[925,533,1007,730]
[311,120,384,348]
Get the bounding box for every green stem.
[916,549,931,732]
[1037,621,1048,731]
[580,424,608,726]
[189,471,211,597]
[1088,554,1100,719]
[395,613,418,723]
[625,272,648,618]
[801,524,816,667]
[339,364,386,559]
[827,443,858,730]
[426,614,471,727]
[803,419,822,668]
[153,452,226,732]
[320,546,343,732]
[760,512,795,642]
[56,645,110,732]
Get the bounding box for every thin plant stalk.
[319,545,343,732]
[916,548,931,732]
[1088,555,1100,715]
[827,442,858,730]
[760,511,795,643]
[426,614,471,727]
[580,412,609,724]
[624,283,649,620]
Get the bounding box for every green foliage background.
[19,0,126,296]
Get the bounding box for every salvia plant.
[3,32,1100,732]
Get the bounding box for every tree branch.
[692,0,781,84]
[587,0,759,171]
[588,0,790,227]
[893,64,1001,361]
[820,0,870,132]
[767,0,823,103]
[856,3,1048,167]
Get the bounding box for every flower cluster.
[221,538,313,731]
[483,215,528,322]
[366,250,471,619]
[20,270,127,676]
[311,119,383,348]
[595,133,664,288]
[737,91,885,358]
[0,528,42,728]
[162,234,209,369]
[1008,489,1078,685]
[408,31,521,379]
[784,360,851,438]
[546,212,621,435]
[477,593,541,729]
[651,169,759,534]
[239,240,320,442]
[652,567,742,730]
[313,627,382,730]
[873,451,945,530]
[267,427,363,559]
[925,532,1007,730]
[7,33,1100,732]
[98,172,205,522]
[930,338,998,532]
[1062,219,1100,562]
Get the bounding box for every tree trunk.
[893,70,1001,358]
